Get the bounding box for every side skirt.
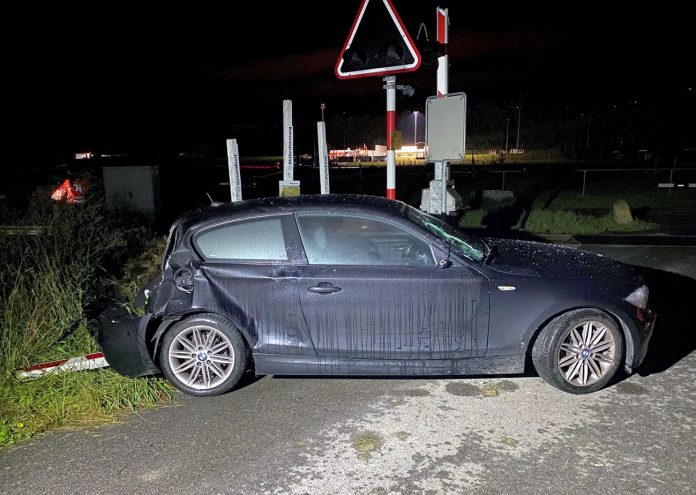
[253,353,525,377]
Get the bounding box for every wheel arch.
[147,309,256,365]
[523,305,636,373]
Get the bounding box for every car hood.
[485,238,640,284]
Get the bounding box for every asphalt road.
[2,245,695,495]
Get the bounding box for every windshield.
[405,206,486,262]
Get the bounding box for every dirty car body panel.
[97,195,654,387]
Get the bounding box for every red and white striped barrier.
[17,352,109,380]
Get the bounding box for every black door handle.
[307,282,342,294]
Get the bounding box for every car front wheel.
[532,309,624,394]
[159,314,247,396]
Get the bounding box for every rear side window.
[195,217,288,261]
[296,214,434,266]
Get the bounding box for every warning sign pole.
[434,7,449,214]
[422,6,462,217]
[385,75,397,199]
[335,0,422,200]
[436,7,449,98]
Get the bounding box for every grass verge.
[459,209,489,228]
[523,209,656,235]
[0,324,172,446]
[0,189,172,448]
[459,207,656,234]
[532,189,696,211]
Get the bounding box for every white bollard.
[279,100,301,196]
[317,121,330,194]
[226,139,242,202]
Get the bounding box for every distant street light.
[413,110,419,146]
[515,105,521,150]
[505,118,510,154]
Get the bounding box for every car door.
[190,214,316,357]
[294,213,489,361]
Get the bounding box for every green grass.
[0,325,172,446]
[116,280,147,316]
[528,172,696,211]
[522,209,656,235]
[459,209,489,228]
[456,171,689,234]
[459,203,657,235]
[0,190,172,447]
[459,207,656,234]
[533,190,696,211]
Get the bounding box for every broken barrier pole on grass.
[17,352,109,380]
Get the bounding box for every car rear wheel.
[532,309,624,394]
[160,314,247,397]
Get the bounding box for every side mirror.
[438,259,452,269]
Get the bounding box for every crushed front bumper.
[96,305,161,377]
[626,306,656,373]
[636,307,656,364]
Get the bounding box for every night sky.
[8,3,693,163]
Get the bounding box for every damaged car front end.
[97,220,196,378]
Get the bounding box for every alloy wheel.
[557,320,617,387]
[168,325,235,390]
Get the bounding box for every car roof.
[172,194,408,233]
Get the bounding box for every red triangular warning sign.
[335,0,421,80]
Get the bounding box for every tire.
[532,309,624,394]
[159,314,247,397]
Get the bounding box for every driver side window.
[296,214,435,267]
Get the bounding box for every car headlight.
[624,285,649,309]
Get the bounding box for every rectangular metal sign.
[425,92,467,161]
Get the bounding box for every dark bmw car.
[98,195,655,396]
